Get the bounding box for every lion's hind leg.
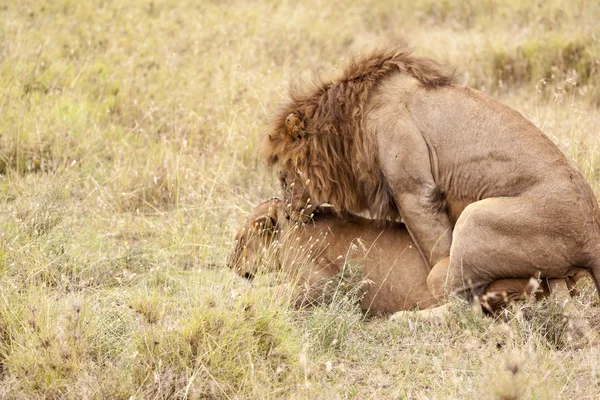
[443,197,585,302]
[481,277,542,313]
[480,277,577,313]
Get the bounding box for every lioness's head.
[228,198,283,279]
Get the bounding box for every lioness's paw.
[389,304,450,324]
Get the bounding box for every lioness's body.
[286,214,439,313]
[229,199,437,314]
[264,49,600,302]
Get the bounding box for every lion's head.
[227,198,283,279]
[262,85,377,219]
[262,47,452,220]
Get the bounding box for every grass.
[1,0,600,398]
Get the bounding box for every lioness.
[228,198,587,315]
[229,198,437,313]
[262,48,600,304]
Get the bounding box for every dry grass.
[1,0,600,398]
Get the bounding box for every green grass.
[1,0,600,398]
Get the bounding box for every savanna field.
[1,0,600,398]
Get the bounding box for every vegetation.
[1,0,599,397]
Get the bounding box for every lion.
[262,47,600,306]
[228,198,588,315]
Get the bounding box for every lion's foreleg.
[396,191,453,268]
[376,123,453,268]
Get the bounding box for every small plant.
[131,290,163,324]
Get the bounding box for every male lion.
[228,198,587,315]
[262,47,600,303]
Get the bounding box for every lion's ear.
[285,113,306,140]
[252,215,275,235]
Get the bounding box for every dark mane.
[340,47,453,87]
[285,47,453,115]
[262,47,453,219]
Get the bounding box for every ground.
[1,0,600,398]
